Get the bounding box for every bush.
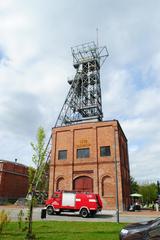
[17,209,25,230]
[0,209,10,233]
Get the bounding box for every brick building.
[0,160,29,202]
[49,120,131,210]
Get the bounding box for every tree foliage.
[30,127,47,191]
[130,176,139,194]
[138,183,157,204]
[28,167,35,187]
[31,127,46,168]
[26,127,48,240]
[130,176,158,204]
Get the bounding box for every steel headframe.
[55,41,109,127]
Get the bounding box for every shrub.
[0,209,10,233]
[17,209,24,230]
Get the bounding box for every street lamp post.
[114,128,119,223]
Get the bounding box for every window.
[77,148,90,158]
[58,150,67,160]
[102,175,113,196]
[56,177,65,190]
[100,146,111,157]
[52,193,60,198]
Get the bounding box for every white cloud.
[0,0,12,9]
[134,88,160,117]
[102,68,135,118]
[130,139,160,181]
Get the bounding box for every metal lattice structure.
[55,41,108,127]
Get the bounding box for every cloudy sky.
[0,0,160,182]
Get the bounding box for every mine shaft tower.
[55,41,108,127]
[47,42,131,212]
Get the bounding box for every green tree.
[30,127,48,191]
[26,127,47,240]
[139,182,157,204]
[28,166,35,188]
[130,176,139,194]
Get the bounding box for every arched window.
[56,177,65,190]
[102,175,114,197]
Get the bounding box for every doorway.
[73,176,93,192]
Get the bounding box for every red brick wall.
[0,161,29,200]
[49,120,131,210]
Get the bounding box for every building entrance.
[73,176,93,192]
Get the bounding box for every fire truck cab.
[45,191,103,218]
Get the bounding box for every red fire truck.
[45,191,103,218]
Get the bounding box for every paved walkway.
[119,210,160,223]
[0,205,159,223]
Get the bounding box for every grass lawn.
[0,221,126,240]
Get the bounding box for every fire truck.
[45,191,103,218]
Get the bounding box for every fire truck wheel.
[47,206,54,215]
[80,208,88,218]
